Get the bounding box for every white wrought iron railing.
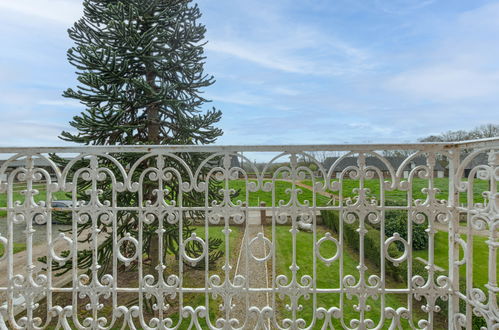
[0,139,497,329]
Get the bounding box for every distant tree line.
[242,124,499,173]
[419,123,499,143]
[383,124,499,158]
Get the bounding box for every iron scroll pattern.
[0,146,496,329]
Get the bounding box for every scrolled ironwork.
[0,140,497,329]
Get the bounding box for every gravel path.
[0,228,102,316]
[231,211,270,329]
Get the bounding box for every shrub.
[321,210,405,281]
[381,199,428,251]
[385,210,428,251]
[320,210,487,328]
[435,277,488,330]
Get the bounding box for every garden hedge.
[321,210,406,281]
[320,209,486,329]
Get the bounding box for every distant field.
[302,178,491,205]
[0,190,68,217]
[0,178,491,213]
[229,179,331,206]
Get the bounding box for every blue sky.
[0,0,498,146]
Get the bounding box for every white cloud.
[0,0,82,25]
[204,1,373,77]
[206,40,316,75]
[457,2,499,31]
[386,65,499,101]
[384,2,499,102]
[271,87,301,96]
[0,90,37,106]
[372,0,435,15]
[206,38,371,76]
[0,120,69,146]
[347,122,394,135]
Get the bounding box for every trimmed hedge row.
[321,210,412,281]
[320,210,487,329]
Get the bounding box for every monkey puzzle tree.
[47,0,224,276]
[63,0,221,145]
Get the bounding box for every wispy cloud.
[0,0,82,25]
[0,0,497,149]
[372,0,436,15]
[206,37,371,77]
[204,0,373,77]
[0,120,69,146]
[386,65,499,101]
[271,87,301,96]
[208,91,268,106]
[347,122,394,135]
[384,2,499,102]
[206,41,311,74]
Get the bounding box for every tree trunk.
[145,64,161,273]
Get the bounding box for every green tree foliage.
[419,124,499,143]
[418,124,499,172]
[43,0,224,277]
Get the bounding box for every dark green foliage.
[322,210,487,327]
[43,0,225,276]
[436,278,488,330]
[321,210,404,281]
[183,234,224,270]
[385,210,428,251]
[62,0,222,145]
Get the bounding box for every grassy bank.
[302,178,490,205]
[269,225,431,328]
[413,231,492,290]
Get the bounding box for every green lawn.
[413,231,493,290]
[170,225,243,329]
[302,178,491,205]
[0,190,68,217]
[0,242,26,257]
[229,180,331,207]
[2,178,489,212]
[270,225,430,328]
[0,180,333,218]
[5,180,493,328]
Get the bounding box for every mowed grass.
[229,180,331,207]
[168,225,243,329]
[413,231,494,290]
[0,189,68,217]
[2,178,489,211]
[0,242,26,257]
[302,178,491,205]
[270,225,431,328]
[0,180,334,216]
[3,180,493,328]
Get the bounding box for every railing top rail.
[450,136,499,148]
[0,138,497,154]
